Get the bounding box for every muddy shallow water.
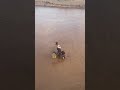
[35,7,85,90]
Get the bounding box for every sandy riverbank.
[35,0,85,8]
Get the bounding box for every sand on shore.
[35,7,85,90]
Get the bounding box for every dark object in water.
[52,50,65,60]
[61,51,65,59]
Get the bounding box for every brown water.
[35,7,85,90]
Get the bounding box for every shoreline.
[35,1,85,9]
[35,5,85,9]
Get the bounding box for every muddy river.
[35,7,85,90]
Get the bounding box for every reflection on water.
[35,7,85,90]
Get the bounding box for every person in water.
[55,42,62,57]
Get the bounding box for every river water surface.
[35,6,85,90]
